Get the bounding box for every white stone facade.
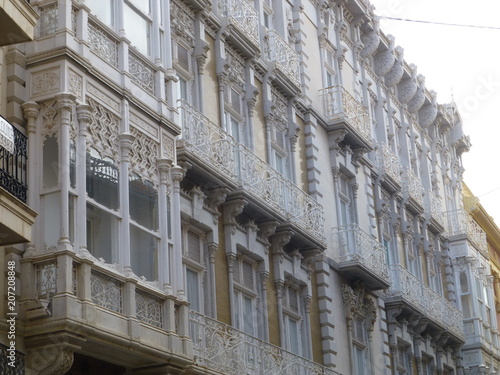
[0,0,498,374]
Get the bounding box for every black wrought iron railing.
[0,126,28,202]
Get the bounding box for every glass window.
[87,203,118,263]
[284,315,300,355]
[129,175,158,230]
[124,3,150,56]
[43,135,58,189]
[186,268,201,312]
[85,0,114,26]
[130,225,157,280]
[86,149,119,210]
[127,0,150,15]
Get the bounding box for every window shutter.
[187,231,201,263]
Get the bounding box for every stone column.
[157,158,172,291]
[171,165,186,298]
[56,93,75,251]
[119,133,134,275]
[75,104,92,254]
[21,102,40,256]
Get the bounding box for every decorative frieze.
[32,68,59,97]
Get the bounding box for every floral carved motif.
[33,69,59,96]
[68,69,83,98]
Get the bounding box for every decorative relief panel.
[68,69,83,99]
[170,0,195,42]
[129,126,159,183]
[86,97,120,161]
[161,132,175,160]
[136,290,163,328]
[86,82,120,113]
[32,68,60,97]
[129,112,158,138]
[42,99,59,139]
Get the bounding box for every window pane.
[288,317,300,355]
[87,204,116,262]
[124,4,150,56]
[127,0,150,14]
[43,135,58,188]
[87,150,119,210]
[243,295,254,335]
[130,226,157,280]
[129,176,158,230]
[355,346,365,375]
[187,269,200,312]
[86,0,114,26]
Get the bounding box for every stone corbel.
[270,230,294,261]
[26,347,74,375]
[258,220,279,253]
[222,198,248,234]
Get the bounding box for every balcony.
[402,167,424,209]
[444,209,488,255]
[424,190,444,229]
[0,122,27,203]
[189,311,341,375]
[0,0,38,46]
[332,224,389,289]
[22,252,191,369]
[320,86,373,149]
[375,142,402,187]
[178,101,325,245]
[387,265,464,340]
[266,30,301,91]
[219,0,260,55]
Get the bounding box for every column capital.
[22,101,40,121]
[56,93,76,110]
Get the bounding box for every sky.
[369,0,500,225]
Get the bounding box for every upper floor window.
[233,257,258,336]
[352,317,369,375]
[339,174,356,227]
[124,1,151,56]
[183,228,207,314]
[282,282,304,356]
[86,0,114,26]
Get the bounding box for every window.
[339,174,355,227]
[282,283,304,356]
[86,0,114,26]
[459,271,472,319]
[324,46,336,88]
[173,41,194,104]
[183,229,206,314]
[271,122,288,177]
[397,344,411,375]
[422,357,433,375]
[86,148,120,263]
[352,317,369,375]
[124,1,151,56]
[129,175,159,281]
[233,258,257,336]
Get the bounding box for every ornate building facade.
[0,0,490,374]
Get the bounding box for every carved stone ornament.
[385,46,404,88]
[204,186,230,211]
[418,90,438,128]
[341,281,377,330]
[223,198,248,234]
[87,96,120,162]
[129,126,160,184]
[26,347,74,375]
[270,230,294,256]
[398,64,418,104]
[407,75,426,113]
[360,17,380,59]
[170,0,195,42]
[32,68,59,96]
[374,35,396,77]
[257,220,279,249]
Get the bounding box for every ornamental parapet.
[402,167,424,208]
[387,264,464,340]
[332,224,389,289]
[320,86,373,149]
[219,0,260,54]
[444,209,488,256]
[190,311,341,375]
[375,142,401,187]
[266,30,301,89]
[178,101,325,245]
